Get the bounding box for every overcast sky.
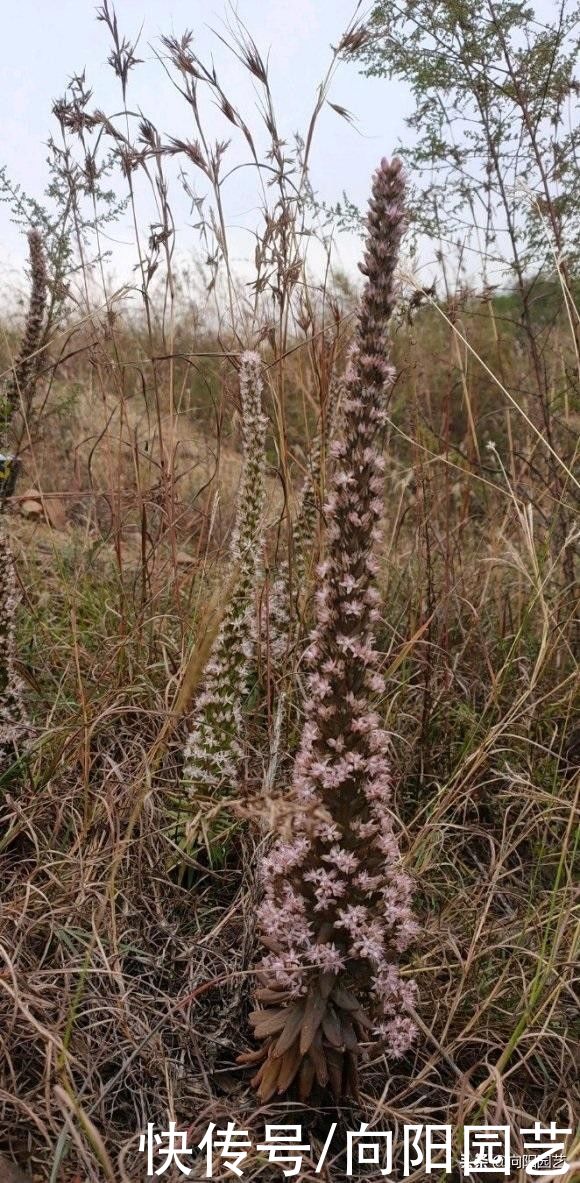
[2,0,415,299]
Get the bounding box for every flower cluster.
[0,527,29,767]
[0,233,43,770]
[3,229,47,432]
[247,159,418,1101]
[180,353,267,820]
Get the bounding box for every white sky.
[2,0,415,297]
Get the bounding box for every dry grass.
[0,293,578,1182]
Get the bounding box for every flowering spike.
[246,158,418,1101]
[0,234,42,770]
[178,352,267,845]
[3,229,47,432]
[0,528,29,768]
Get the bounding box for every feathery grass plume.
[179,352,267,842]
[244,158,418,1102]
[0,527,29,768]
[3,229,47,433]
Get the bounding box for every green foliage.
[0,74,127,331]
[358,0,580,282]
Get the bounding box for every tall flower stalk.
[178,352,267,848]
[244,159,418,1101]
[0,231,43,770]
[0,530,29,767]
[3,229,47,432]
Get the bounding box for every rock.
[19,488,43,519]
[44,495,67,530]
[18,488,67,529]
[20,498,43,519]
